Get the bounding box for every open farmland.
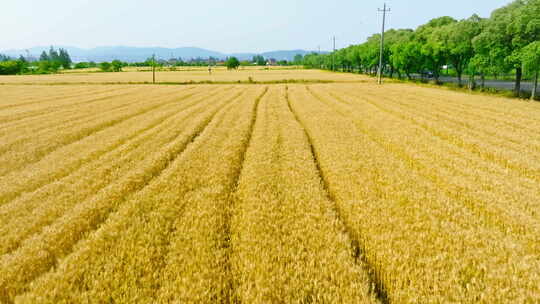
[0,67,367,85]
[1,75,540,303]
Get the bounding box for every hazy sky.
[2,0,512,53]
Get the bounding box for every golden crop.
[0,67,367,85]
[0,76,539,303]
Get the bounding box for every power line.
[377,3,390,85]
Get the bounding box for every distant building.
[266,58,277,66]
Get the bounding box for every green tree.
[297,0,537,99]
[475,0,527,95]
[293,54,304,65]
[344,45,362,73]
[74,62,89,69]
[440,15,484,86]
[510,0,540,95]
[39,51,49,62]
[111,60,123,72]
[383,29,415,77]
[521,41,540,99]
[468,54,491,89]
[58,48,72,69]
[302,53,320,69]
[391,40,422,79]
[253,55,266,66]
[0,60,24,75]
[226,57,240,70]
[358,34,382,75]
[99,62,111,72]
[34,47,72,72]
[415,17,458,82]
[38,60,52,73]
[48,47,60,63]
[472,23,502,84]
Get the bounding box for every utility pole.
[152,54,156,84]
[377,3,390,84]
[332,36,336,71]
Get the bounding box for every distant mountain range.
[0,46,322,63]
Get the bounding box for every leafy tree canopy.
[226,57,240,70]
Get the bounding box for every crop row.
[288,84,540,302]
[0,86,244,301]
[229,85,377,303]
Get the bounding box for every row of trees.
[149,55,300,67]
[2,51,302,75]
[71,60,125,72]
[303,0,539,97]
[0,47,73,75]
[99,60,125,72]
[225,55,304,70]
[39,47,72,71]
[251,55,303,66]
[0,59,26,75]
[1,47,131,74]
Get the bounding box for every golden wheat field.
[0,67,365,85]
[1,70,540,303]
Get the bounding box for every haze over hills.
[1,46,322,63]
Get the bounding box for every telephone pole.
[332,36,336,71]
[377,3,390,84]
[152,54,156,84]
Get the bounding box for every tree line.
[0,47,72,75]
[72,55,298,72]
[1,49,304,75]
[302,0,539,98]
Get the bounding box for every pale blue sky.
[2,0,512,53]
